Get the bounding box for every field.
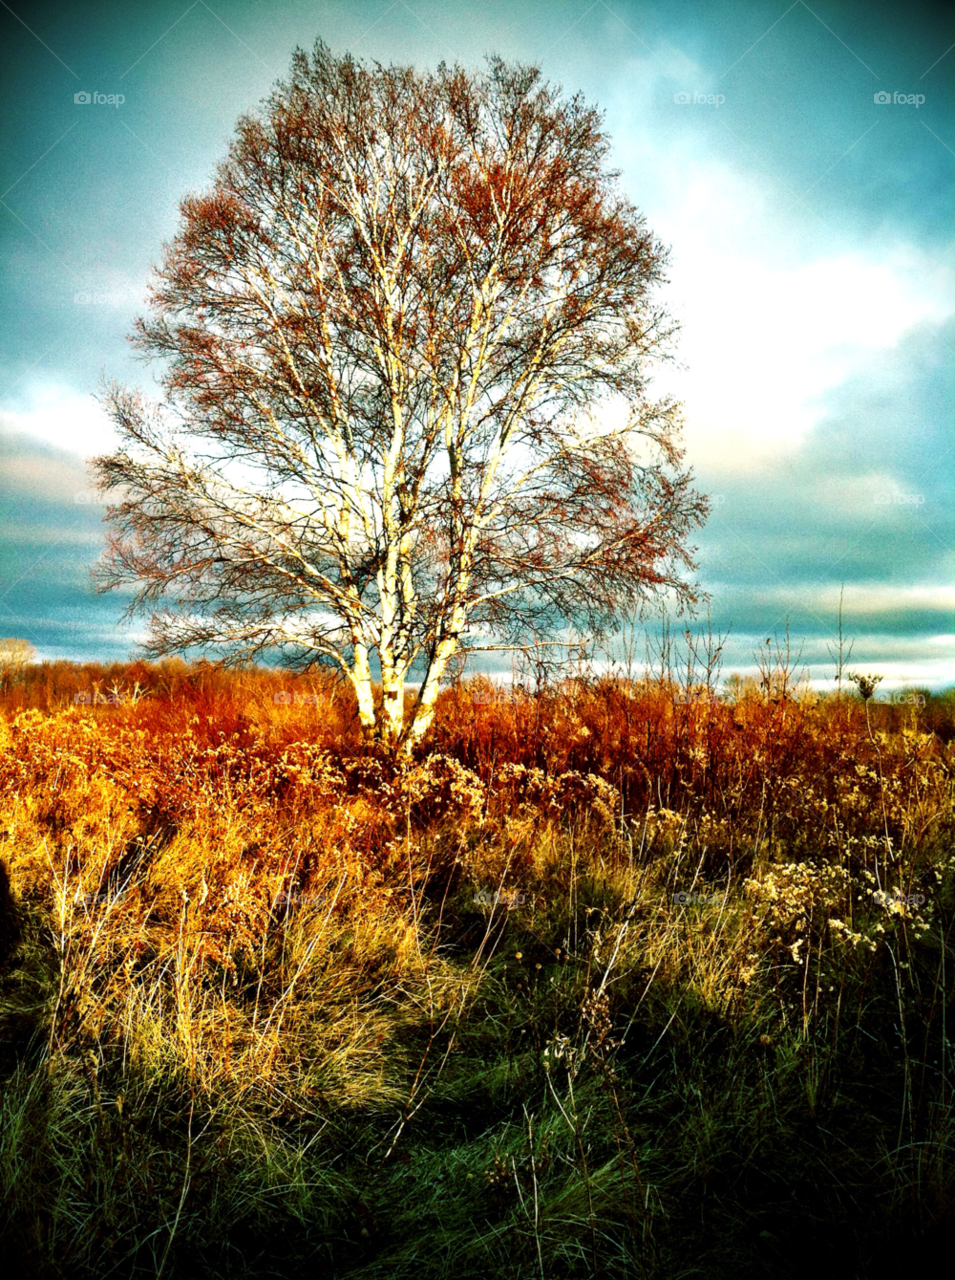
[1,648,954,1278]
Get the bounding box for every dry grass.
[0,652,954,1277]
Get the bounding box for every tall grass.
[1,651,953,1277]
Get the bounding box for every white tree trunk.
[349,642,378,744]
[403,596,469,753]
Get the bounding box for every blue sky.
[1,0,953,688]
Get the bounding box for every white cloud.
[0,387,119,459]
[611,141,953,471]
[668,244,950,468]
[811,584,955,617]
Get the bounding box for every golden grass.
[0,658,953,1277]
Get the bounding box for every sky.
[1,0,953,690]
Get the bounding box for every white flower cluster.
[827,918,877,952]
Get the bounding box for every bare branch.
[91,42,708,754]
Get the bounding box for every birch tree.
[91,42,708,755]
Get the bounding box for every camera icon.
[74,291,92,304]
[74,491,93,504]
[674,91,691,105]
[273,690,291,705]
[874,491,892,505]
[74,91,91,104]
[874,91,891,104]
[73,691,91,705]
